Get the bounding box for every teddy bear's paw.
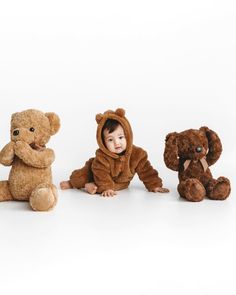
[207,177,231,200]
[178,178,206,202]
[30,184,58,211]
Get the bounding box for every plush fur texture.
[0,109,60,211]
[164,126,231,202]
[70,108,163,193]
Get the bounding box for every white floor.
[0,0,236,293]
[0,175,235,295]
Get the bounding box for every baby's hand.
[101,189,117,197]
[152,187,169,193]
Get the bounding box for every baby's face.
[103,124,127,154]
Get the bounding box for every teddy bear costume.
[164,126,231,201]
[0,109,60,211]
[70,108,163,193]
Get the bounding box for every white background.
[0,1,236,294]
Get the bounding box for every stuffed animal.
[164,126,231,201]
[0,109,60,211]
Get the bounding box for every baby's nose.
[13,129,20,136]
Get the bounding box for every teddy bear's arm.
[14,141,55,168]
[0,142,15,166]
[200,127,222,166]
[164,132,179,171]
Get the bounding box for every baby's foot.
[85,183,97,195]
[60,180,73,190]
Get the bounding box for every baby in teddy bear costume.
[0,109,60,211]
[61,108,169,196]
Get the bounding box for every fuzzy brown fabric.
[0,109,60,211]
[70,108,163,193]
[164,126,231,202]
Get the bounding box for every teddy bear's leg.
[0,181,14,201]
[178,178,206,202]
[206,177,231,200]
[29,183,58,211]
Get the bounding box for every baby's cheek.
[106,142,113,150]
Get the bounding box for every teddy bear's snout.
[193,145,207,159]
[11,128,35,144]
[195,146,202,153]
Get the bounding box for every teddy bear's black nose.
[195,146,202,153]
[13,130,19,136]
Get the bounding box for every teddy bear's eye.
[29,127,35,132]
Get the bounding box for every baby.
[60,108,169,196]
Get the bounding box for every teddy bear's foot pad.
[30,184,58,211]
[178,178,206,202]
[207,177,231,200]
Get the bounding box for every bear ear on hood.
[45,112,60,135]
[115,108,125,117]
[96,113,104,124]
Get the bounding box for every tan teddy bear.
[0,109,60,211]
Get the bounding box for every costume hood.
[95,108,133,159]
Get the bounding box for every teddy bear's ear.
[199,126,222,165]
[165,132,178,142]
[164,132,179,171]
[45,112,60,135]
[199,126,210,134]
[95,113,103,124]
[115,108,125,117]
[11,112,19,121]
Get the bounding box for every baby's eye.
[119,136,124,139]
[108,139,113,142]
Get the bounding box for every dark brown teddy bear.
[164,127,231,202]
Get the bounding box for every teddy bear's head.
[166,125,223,160]
[164,126,223,171]
[10,109,60,147]
[176,128,208,160]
